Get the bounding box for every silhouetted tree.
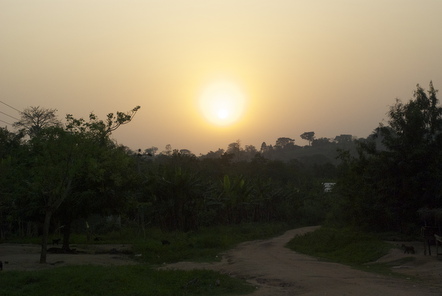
[312,137,332,147]
[145,146,158,156]
[30,106,140,263]
[275,137,295,149]
[300,131,315,146]
[226,140,241,155]
[179,149,192,155]
[201,148,225,159]
[333,82,442,232]
[13,106,61,138]
[162,144,172,156]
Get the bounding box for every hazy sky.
[1,1,442,154]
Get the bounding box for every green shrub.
[286,227,391,265]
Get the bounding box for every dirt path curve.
[161,226,441,296]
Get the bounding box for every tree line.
[1,82,441,264]
[0,105,334,263]
[331,82,442,233]
[151,132,357,165]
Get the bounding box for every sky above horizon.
[1,1,442,155]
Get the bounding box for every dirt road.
[1,226,441,295]
[161,226,442,295]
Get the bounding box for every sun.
[199,81,246,126]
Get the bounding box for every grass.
[0,265,255,296]
[285,227,426,279]
[286,227,392,266]
[129,222,291,264]
[3,222,290,265]
[0,222,290,296]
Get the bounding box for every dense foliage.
[2,82,441,248]
[329,82,442,233]
[0,106,337,251]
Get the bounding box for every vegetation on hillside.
[1,82,442,294]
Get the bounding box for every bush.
[286,227,391,265]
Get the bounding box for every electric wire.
[0,100,20,127]
[0,119,12,125]
[0,111,19,120]
[0,100,21,113]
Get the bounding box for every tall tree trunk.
[40,209,52,264]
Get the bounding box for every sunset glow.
[1,1,442,154]
[199,81,246,126]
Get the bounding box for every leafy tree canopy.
[333,82,442,232]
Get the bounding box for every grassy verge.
[285,227,404,276]
[0,265,255,296]
[0,222,290,296]
[3,222,290,264]
[130,222,291,264]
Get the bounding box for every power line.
[0,100,21,113]
[0,119,12,125]
[0,111,19,120]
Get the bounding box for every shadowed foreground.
[161,226,441,296]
